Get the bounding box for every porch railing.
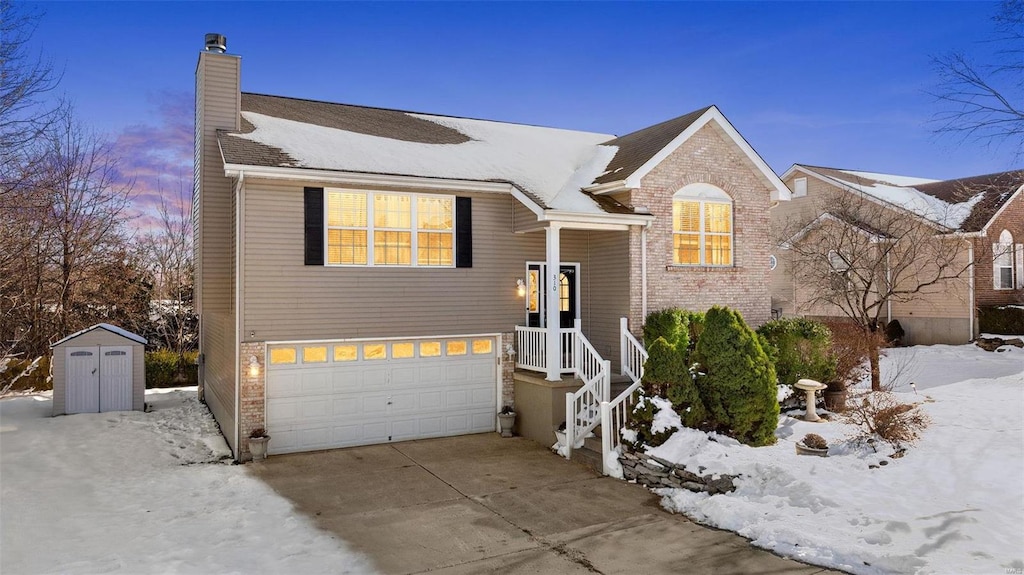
[515,326,576,374]
[563,325,611,458]
[600,317,647,476]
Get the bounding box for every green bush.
[641,337,708,428]
[693,306,779,446]
[979,305,1024,335]
[627,394,679,449]
[643,308,687,349]
[145,350,198,388]
[756,317,836,387]
[0,356,52,391]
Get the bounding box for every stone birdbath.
[794,378,828,422]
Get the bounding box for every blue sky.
[25,1,1017,218]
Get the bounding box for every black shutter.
[304,187,324,265]
[455,197,472,268]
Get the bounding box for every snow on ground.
[645,343,1024,575]
[0,388,374,575]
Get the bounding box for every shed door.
[99,347,133,411]
[66,347,100,414]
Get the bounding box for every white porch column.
[545,223,562,381]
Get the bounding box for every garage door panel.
[267,336,499,454]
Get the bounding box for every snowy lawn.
[642,343,1024,575]
[0,388,374,574]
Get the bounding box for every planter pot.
[497,413,516,438]
[824,390,848,412]
[795,442,828,457]
[249,436,270,460]
[554,429,566,447]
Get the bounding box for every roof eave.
[222,163,519,194]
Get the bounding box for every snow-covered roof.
[51,323,148,347]
[218,94,734,216]
[793,165,1024,232]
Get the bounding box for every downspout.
[233,170,244,457]
[885,251,892,325]
[641,224,649,320]
[967,240,975,341]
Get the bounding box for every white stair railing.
[515,326,547,372]
[562,320,610,459]
[600,317,648,476]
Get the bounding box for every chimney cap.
[204,33,227,53]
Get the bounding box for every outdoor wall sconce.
[516,278,526,297]
[248,355,261,378]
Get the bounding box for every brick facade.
[239,340,267,461]
[500,332,515,409]
[627,122,773,332]
[974,191,1024,307]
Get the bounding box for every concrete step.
[570,441,603,474]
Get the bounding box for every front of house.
[194,35,789,460]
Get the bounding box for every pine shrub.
[145,350,199,388]
[626,394,679,449]
[643,308,687,349]
[756,317,836,387]
[642,337,707,428]
[693,306,779,446]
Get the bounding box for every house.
[771,164,1024,345]
[194,34,789,461]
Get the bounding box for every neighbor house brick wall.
[974,191,1024,307]
[627,122,774,331]
[239,340,266,461]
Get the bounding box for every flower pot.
[497,413,516,437]
[824,389,847,412]
[554,429,566,447]
[249,436,270,460]
[795,442,828,457]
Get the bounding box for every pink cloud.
[111,91,194,235]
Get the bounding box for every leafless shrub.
[801,433,828,449]
[844,391,931,451]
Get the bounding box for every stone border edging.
[619,451,738,494]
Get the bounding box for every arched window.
[994,229,1015,289]
[672,183,733,266]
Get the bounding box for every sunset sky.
[24,1,1017,227]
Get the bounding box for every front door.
[525,263,579,328]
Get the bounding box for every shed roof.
[51,324,148,348]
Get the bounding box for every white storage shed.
[51,324,147,416]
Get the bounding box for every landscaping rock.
[976,336,1024,352]
[618,450,739,494]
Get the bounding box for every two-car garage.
[265,335,499,454]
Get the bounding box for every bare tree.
[138,185,196,356]
[780,192,972,391]
[931,0,1024,158]
[41,113,136,339]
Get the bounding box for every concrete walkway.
[250,433,840,575]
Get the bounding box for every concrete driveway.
[250,433,838,575]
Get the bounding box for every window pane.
[303,346,327,363]
[374,194,412,229]
[334,345,358,361]
[328,229,367,265]
[270,348,296,364]
[705,234,732,266]
[393,342,414,358]
[364,344,386,360]
[374,231,412,265]
[327,192,366,227]
[673,200,700,232]
[472,339,493,354]
[999,267,1014,289]
[446,340,467,356]
[528,269,539,313]
[417,196,453,230]
[559,273,570,312]
[705,203,731,233]
[417,232,453,266]
[420,341,441,357]
[674,233,700,265]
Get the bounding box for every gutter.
[967,240,975,341]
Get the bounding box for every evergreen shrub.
[756,317,836,387]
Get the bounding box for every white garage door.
[266,336,498,454]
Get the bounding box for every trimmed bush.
[693,306,779,446]
[757,317,836,387]
[979,305,1024,335]
[145,350,198,388]
[642,337,707,428]
[643,308,686,349]
[627,394,679,449]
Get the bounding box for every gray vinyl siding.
[584,231,631,372]
[242,180,546,341]
[195,52,240,454]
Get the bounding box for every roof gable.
[51,323,147,347]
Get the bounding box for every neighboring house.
[771,164,1024,345]
[194,35,789,460]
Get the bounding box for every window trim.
[324,189,455,268]
[994,230,1015,290]
[671,184,734,267]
